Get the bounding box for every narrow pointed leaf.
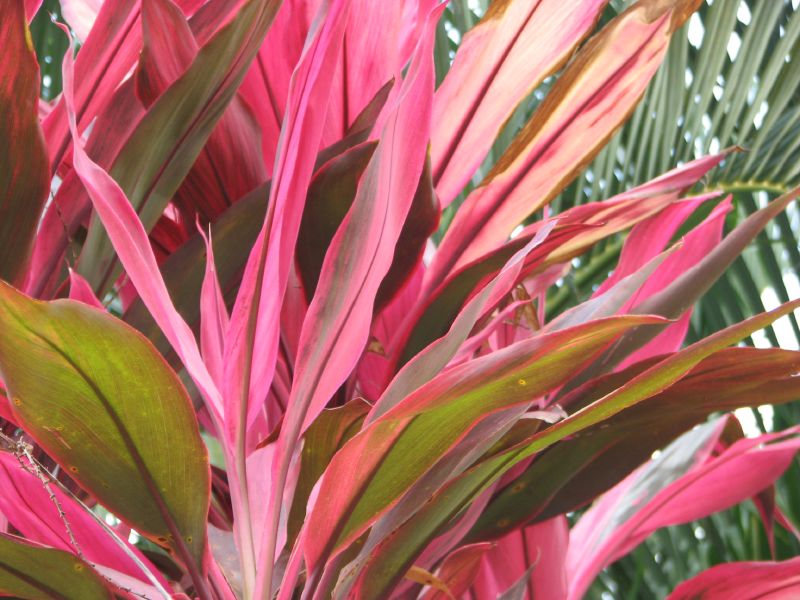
[421,543,492,600]
[614,196,731,368]
[0,0,49,283]
[42,0,141,170]
[224,0,349,442]
[345,300,800,596]
[568,426,800,599]
[393,223,587,371]
[286,399,369,546]
[67,270,104,309]
[431,0,608,207]
[429,0,702,284]
[123,181,269,359]
[668,557,800,600]
[368,222,558,423]
[62,47,223,419]
[77,0,282,293]
[296,141,379,301]
[199,227,229,386]
[374,154,440,312]
[290,6,439,435]
[305,314,662,570]
[472,519,569,600]
[585,187,800,378]
[469,347,800,542]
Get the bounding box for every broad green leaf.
[0,534,111,600]
[0,282,210,570]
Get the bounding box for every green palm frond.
[558,0,800,352]
[433,1,800,597]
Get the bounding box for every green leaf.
[287,399,369,546]
[0,0,50,283]
[468,347,800,542]
[0,534,111,600]
[297,142,379,301]
[306,315,662,571]
[344,300,800,596]
[77,0,283,294]
[0,282,210,571]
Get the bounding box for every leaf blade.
[0,282,210,570]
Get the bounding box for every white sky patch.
[727,31,741,61]
[688,13,705,48]
[737,2,752,26]
[735,405,776,438]
[739,272,799,437]
[751,272,800,351]
[468,0,485,16]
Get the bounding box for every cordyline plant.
[1,0,800,597]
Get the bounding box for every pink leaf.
[289,2,440,436]
[369,222,558,423]
[421,543,493,600]
[432,0,607,208]
[67,269,104,309]
[617,196,732,368]
[24,0,42,20]
[668,557,800,600]
[62,41,223,421]
[198,227,229,387]
[322,0,423,145]
[473,518,569,600]
[239,0,319,173]
[427,0,702,287]
[223,0,350,444]
[43,0,142,170]
[568,423,800,599]
[0,0,50,284]
[305,314,661,572]
[0,453,168,587]
[60,0,103,42]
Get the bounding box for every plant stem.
[233,431,257,598]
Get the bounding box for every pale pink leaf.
[568,423,800,599]
[668,557,800,600]
[67,269,104,309]
[432,0,607,207]
[62,42,223,420]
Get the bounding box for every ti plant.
[1,0,799,598]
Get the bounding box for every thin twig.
[16,441,83,559]
[0,432,172,600]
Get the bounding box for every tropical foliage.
[1,0,799,598]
